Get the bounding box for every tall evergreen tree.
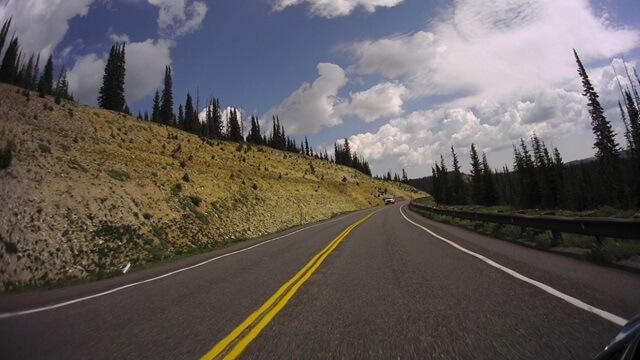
[183,92,200,135]
[177,104,184,129]
[54,66,70,101]
[37,54,54,97]
[0,37,19,84]
[159,65,174,126]
[247,115,262,144]
[574,49,621,205]
[450,146,466,204]
[481,153,498,205]
[228,108,242,142]
[469,143,483,204]
[0,17,12,60]
[151,90,160,123]
[98,43,126,112]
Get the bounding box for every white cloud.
[263,63,347,134]
[339,0,640,177]
[67,38,172,106]
[0,0,93,58]
[147,0,208,37]
[346,0,639,104]
[263,64,408,133]
[336,82,406,122]
[272,0,405,18]
[67,53,104,105]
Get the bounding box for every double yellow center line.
[201,209,381,360]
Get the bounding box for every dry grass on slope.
[0,84,424,292]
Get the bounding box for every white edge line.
[399,204,628,327]
[0,214,349,320]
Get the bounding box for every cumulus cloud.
[147,0,208,37]
[0,0,93,58]
[338,0,640,176]
[263,64,408,134]
[67,53,105,105]
[263,63,347,134]
[346,0,639,104]
[68,38,172,106]
[336,82,406,122]
[272,0,404,18]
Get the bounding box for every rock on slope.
[0,84,424,291]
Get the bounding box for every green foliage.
[189,195,202,207]
[142,212,152,220]
[107,169,130,181]
[3,240,18,254]
[38,143,51,154]
[171,183,183,195]
[98,43,126,112]
[182,173,190,182]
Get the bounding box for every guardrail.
[409,202,640,245]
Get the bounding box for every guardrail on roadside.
[409,202,640,245]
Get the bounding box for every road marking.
[0,214,351,320]
[201,209,381,360]
[399,204,628,327]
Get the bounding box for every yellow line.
[201,209,381,360]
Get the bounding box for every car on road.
[384,197,395,205]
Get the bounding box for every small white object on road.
[122,263,131,274]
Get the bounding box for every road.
[1,202,639,359]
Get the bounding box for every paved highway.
[1,202,639,359]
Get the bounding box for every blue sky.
[1,0,639,177]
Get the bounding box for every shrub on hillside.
[0,143,12,169]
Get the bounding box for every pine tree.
[160,65,174,126]
[183,92,200,135]
[0,17,12,60]
[151,90,160,123]
[247,115,262,144]
[54,66,70,101]
[481,153,498,205]
[177,104,184,128]
[469,143,483,204]
[450,146,466,204]
[228,108,242,142]
[98,43,126,112]
[0,37,20,84]
[37,54,53,97]
[574,49,621,205]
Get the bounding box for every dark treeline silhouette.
[429,51,640,210]
[0,17,73,102]
[334,138,372,176]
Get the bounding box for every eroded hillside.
[0,84,424,291]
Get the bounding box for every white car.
[384,197,395,205]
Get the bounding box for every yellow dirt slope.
[0,84,424,291]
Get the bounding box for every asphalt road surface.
[1,202,639,359]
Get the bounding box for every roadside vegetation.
[412,197,640,265]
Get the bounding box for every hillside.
[0,84,424,292]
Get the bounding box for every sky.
[1,0,639,178]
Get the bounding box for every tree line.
[0,15,374,178]
[429,50,640,210]
[94,38,373,176]
[0,18,73,103]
